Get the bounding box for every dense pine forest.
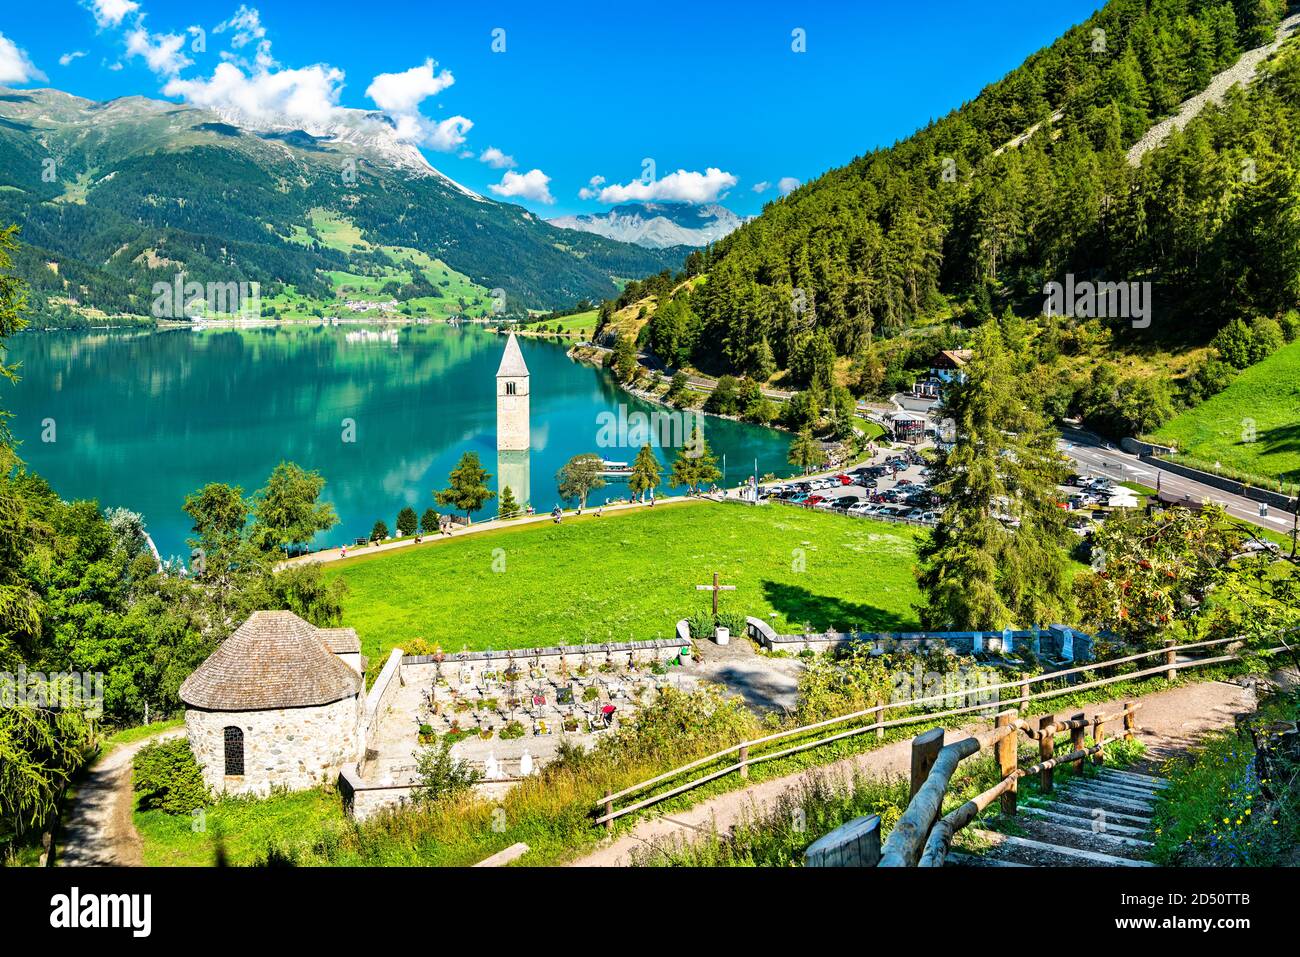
[615,0,1300,440]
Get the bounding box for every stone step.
[1098,768,1168,789]
[970,829,1155,867]
[1010,817,1152,860]
[1040,799,1153,826]
[1069,777,1163,800]
[1019,805,1150,836]
[945,850,1030,867]
[1061,787,1156,813]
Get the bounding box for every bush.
[499,721,526,740]
[413,738,482,804]
[371,520,389,542]
[133,738,209,814]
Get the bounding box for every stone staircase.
[950,767,1168,867]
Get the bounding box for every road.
[1059,430,1297,538]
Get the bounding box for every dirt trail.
[570,678,1258,866]
[57,728,183,867]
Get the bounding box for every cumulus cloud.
[164,61,345,127]
[0,35,44,85]
[87,0,141,29]
[489,168,554,204]
[215,5,275,71]
[479,146,516,169]
[586,167,737,205]
[577,174,606,200]
[0,33,45,84]
[366,59,454,114]
[778,176,800,195]
[125,24,196,77]
[59,50,88,67]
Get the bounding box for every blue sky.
[0,0,1105,218]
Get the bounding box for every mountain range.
[0,87,687,321]
[548,202,748,249]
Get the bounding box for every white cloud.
[125,24,195,77]
[366,59,454,114]
[778,176,800,196]
[59,50,88,67]
[215,5,265,48]
[752,181,771,194]
[215,6,275,71]
[163,61,345,128]
[489,168,554,205]
[577,174,606,200]
[0,33,46,85]
[589,167,737,204]
[87,0,141,29]
[479,146,516,169]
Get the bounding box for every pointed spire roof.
[496,332,529,377]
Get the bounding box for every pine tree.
[498,485,519,520]
[396,506,418,536]
[420,507,440,534]
[434,452,495,521]
[628,444,662,501]
[670,425,721,492]
[788,429,827,472]
[916,321,1072,629]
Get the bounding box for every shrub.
[371,520,389,542]
[413,738,482,804]
[133,738,209,814]
[499,721,526,740]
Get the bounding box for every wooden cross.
[695,571,736,616]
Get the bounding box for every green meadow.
[1154,340,1300,485]
[325,500,925,659]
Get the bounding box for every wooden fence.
[593,635,1270,830]
[876,700,1141,867]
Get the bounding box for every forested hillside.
[0,89,684,325]
[624,0,1300,442]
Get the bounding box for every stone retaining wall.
[363,649,405,751]
[401,638,689,684]
[747,621,1091,661]
[1142,454,1295,511]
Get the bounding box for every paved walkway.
[57,728,183,867]
[570,678,1261,866]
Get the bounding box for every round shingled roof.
[179,611,361,711]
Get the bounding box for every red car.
[835,474,854,485]
[804,495,826,507]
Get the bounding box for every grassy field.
[135,787,348,866]
[325,500,925,659]
[1154,340,1300,485]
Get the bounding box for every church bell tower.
[496,332,530,506]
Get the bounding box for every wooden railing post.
[910,728,944,800]
[1123,701,1136,741]
[738,744,750,779]
[1039,714,1055,792]
[1092,713,1106,766]
[994,710,1017,816]
[1070,712,1086,772]
[1018,679,1029,711]
[604,790,613,833]
[1164,639,1177,680]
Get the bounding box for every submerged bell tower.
[496,332,530,507]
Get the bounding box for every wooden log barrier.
[1039,713,1056,792]
[910,728,944,800]
[1071,711,1086,772]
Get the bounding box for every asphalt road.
[1059,430,1297,538]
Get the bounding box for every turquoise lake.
[4,324,798,558]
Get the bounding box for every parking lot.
[759,447,942,526]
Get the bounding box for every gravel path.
[1127,12,1300,166]
[570,678,1261,866]
[56,728,183,867]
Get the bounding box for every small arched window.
[223,726,245,776]
[505,381,517,396]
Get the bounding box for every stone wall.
[747,621,1091,661]
[364,649,405,750]
[401,638,688,684]
[1142,454,1295,511]
[187,693,365,797]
